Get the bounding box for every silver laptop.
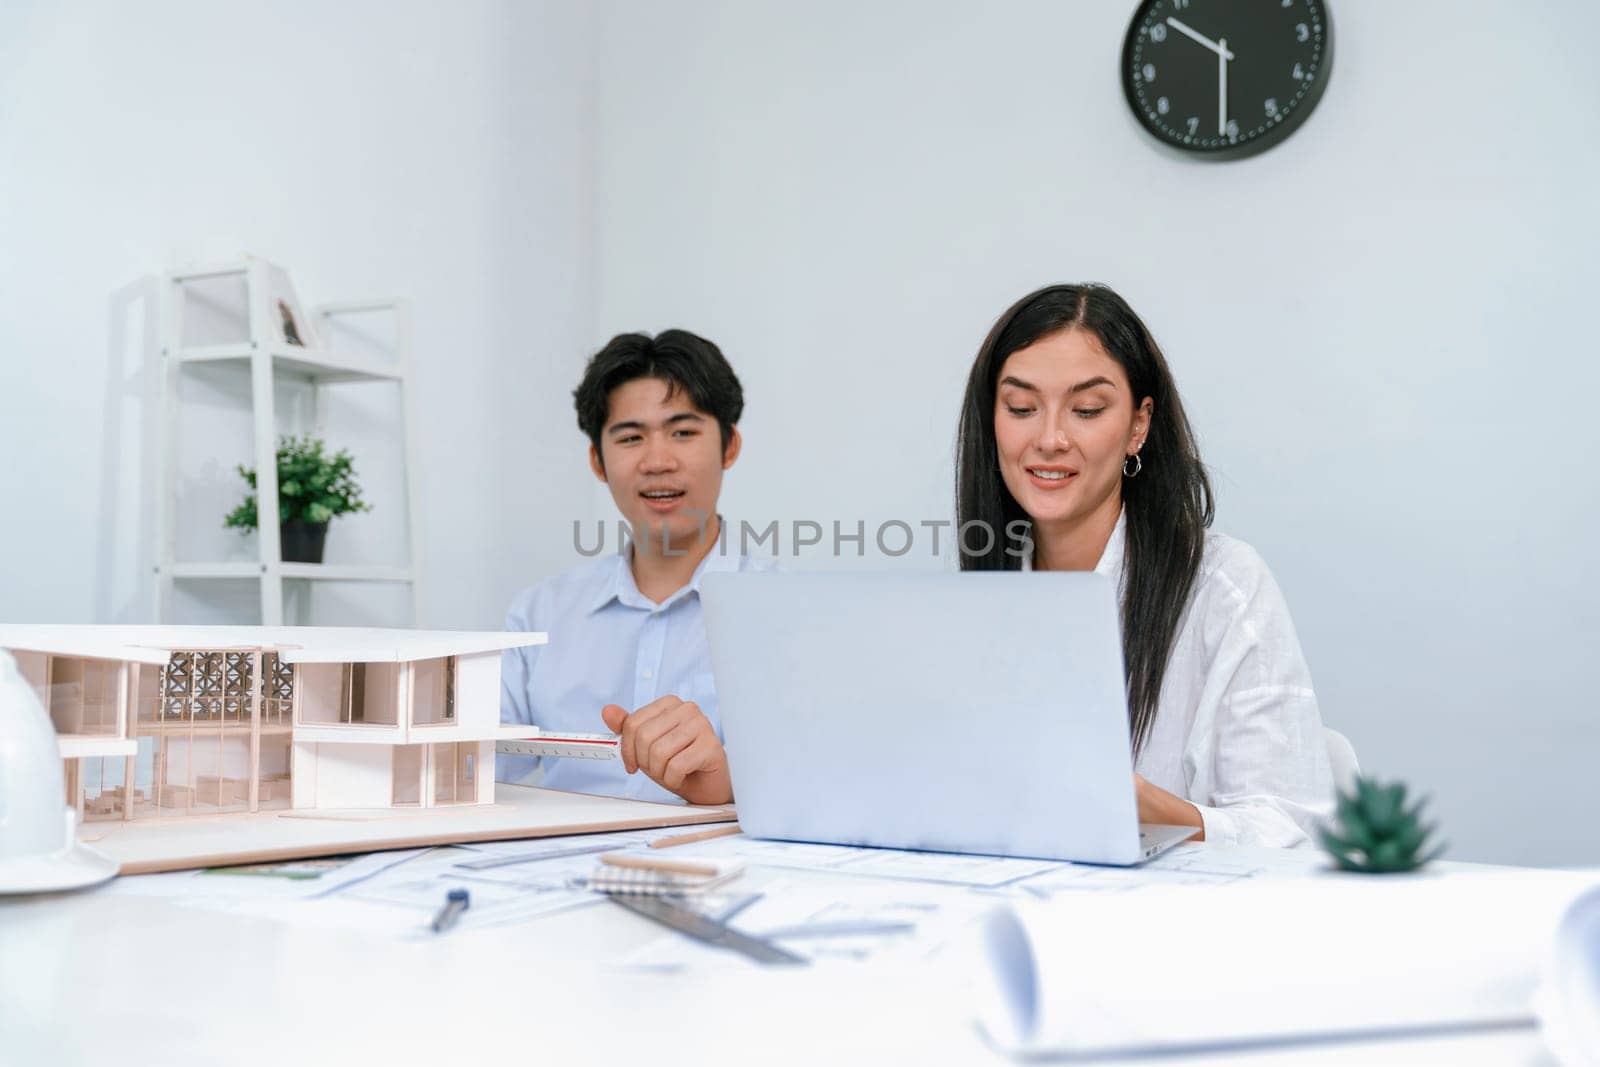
[700,571,1197,866]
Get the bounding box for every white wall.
[588,1,1600,866]
[0,0,597,630]
[4,1,1597,866]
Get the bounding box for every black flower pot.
[280,518,329,564]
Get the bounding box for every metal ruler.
[496,734,620,760]
[606,892,806,965]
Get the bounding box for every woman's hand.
[1134,773,1205,841]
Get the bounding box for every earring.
[1123,452,1143,478]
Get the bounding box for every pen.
[431,887,470,933]
[649,823,742,850]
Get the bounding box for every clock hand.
[1218,37,1229,135]
[1166,16,1234,60]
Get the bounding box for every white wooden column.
[395,298,423,625]
[247,262,284,625]
[154,274,184,621]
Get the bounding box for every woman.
[956,283,1334,847]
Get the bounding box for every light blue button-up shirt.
[499,547,775,804]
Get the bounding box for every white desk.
[0,842,1552,1066]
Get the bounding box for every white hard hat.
[0,649,118,893]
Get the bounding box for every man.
[500,330,767,805]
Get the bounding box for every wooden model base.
[78,784,736,875]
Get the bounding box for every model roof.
[0,625,547,665]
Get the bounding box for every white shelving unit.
[154,258,423,626]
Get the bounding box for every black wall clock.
[1122,0,1333,160]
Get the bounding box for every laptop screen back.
[700,571,1143,865]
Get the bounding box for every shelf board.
[168,562,413,583]
[172,343,403,384]
[169,261,249,283]
[279,563,413,583]
[168,562,262,579]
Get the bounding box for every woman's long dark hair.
[956,283,1213,753]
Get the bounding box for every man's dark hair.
[573,330,745,462]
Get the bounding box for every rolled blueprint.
[974,871,1600,1057]
[1538,882,1600,1065]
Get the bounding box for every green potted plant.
[224,435,372,564]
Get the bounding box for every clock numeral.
[1157,96,1171,115]
[1173,0,1190,9]
[1293,62,1305,80]
[1225,120,1239,138]
[1264,98,1280,117]
[1142,63,1157,82]
[1149,23,1167,42]
[1296,22,1310,42]
[1281,0,1293,6]
[1186,116,1199,135]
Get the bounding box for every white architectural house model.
[0,626,551,822]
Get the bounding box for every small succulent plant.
[1319,776,1445,874]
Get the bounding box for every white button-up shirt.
[499,548,775,804]
[1032,512,1337,847]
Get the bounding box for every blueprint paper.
[1537,878,1600,1066]
[976,870,1600,1056]
[684,835,1062,887]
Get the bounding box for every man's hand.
[601,696,733,806]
